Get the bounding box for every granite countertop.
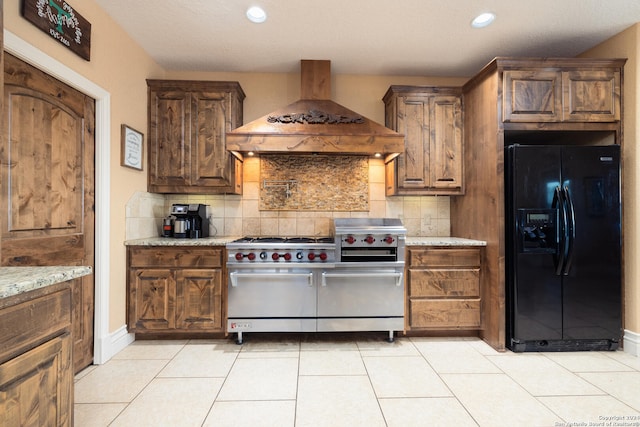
[0,266,93,300]
[405,236,486,246]
[126,236,486,247]
[125,236,238,246]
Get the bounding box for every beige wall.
[581,24,640,335]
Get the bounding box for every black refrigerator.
[505,144,621,352]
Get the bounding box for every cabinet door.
[148,89,191,190]
[192,91,239,191]
[503,70,562,122]
[430,96,463,190]
[396,96,430,190]
[0,333,72,427]
[562,70,621,122]
[129,269,175,331]
[175,269,223,330]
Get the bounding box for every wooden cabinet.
[0,282,73,427]
[147,80,245,194]
[127,246,225,335]
[451,57,625,351]
[406,246,481,330]
[383,86,463,195]
[503,64,621,123]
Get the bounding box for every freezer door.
[506,145,563,343]
[561,145,621,341]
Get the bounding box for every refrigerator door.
[506,145,563,345]
[561,145,621,341]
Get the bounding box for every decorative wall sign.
[121,125,144,171]
[22,0,92,61]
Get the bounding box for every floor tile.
[357,337,420,356]
[379,397,478,427]
[544,351,634,372]
[363,356,451,398]
[74,365,97,381]
[74,359,168,403]
[296,375,386,427]
[442,373,562,426]
[74,403,127,427]
[578,371,640,411]
[236,335,300,358]
[413,339,502,373]
[203,400,296,427]
[300,337,359,351]
[158,342,239,378]
[217,358,299,400]
[109,378,223,427]
[488,353,604,396]
[299,350,366,375]
[111,339,188,360]
[603,350,640,371]
[538,395,640,424]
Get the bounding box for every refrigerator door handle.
[562,186,576,275]
[552,185,567,276]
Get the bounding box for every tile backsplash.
[125,157,450,239]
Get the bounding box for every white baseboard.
[623,329,640,356]
[93,325,135,364]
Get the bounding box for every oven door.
[227,268,317,333]
[317,267,404,332]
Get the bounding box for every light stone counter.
[405,236,486,246]
[125,236,486,247]
[125,236,239,246]
[0,266,92,300]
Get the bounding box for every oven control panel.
[339,234,400,248]
[228,248,336,264]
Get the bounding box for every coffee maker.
[170,204,210,238]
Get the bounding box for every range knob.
[272,253,280,261]
[308,253,316,261]
[383,235,395,244]
[344,235,356,244]
[319,252,328,261]
[296,252,304,260]
[234,252,244,261]
[260,251,268,260]
[283,253,292,261]
[364,235,376,244]
[247,252,256,261]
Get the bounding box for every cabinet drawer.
[409,269,479,297]
[408,248,480,267]
[129,247,223,268]
[409,299,480,329]
[0,288,71,362]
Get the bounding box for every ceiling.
[94,0,640,77]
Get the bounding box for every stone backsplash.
[260,155,369,211]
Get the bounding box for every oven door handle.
[321,271,403,287]
[229,271,314,287]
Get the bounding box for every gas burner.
[230,236,335,244]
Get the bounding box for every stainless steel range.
[226,219,406,344]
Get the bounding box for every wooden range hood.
[226,60,404,161]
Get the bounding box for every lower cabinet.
[0,283,73,427]
[406,246,481,330]
[127,246,225,334]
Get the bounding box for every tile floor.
[74,334,640,427]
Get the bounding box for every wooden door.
[502,70,562,122]
[1,54,95,373]
[562,70,621,122]
[128,268,175,331]
[396,96,430,190]
[429,96,463,191]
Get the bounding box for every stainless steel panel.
[317,268,404,317]
[227,269,317,317]
[227,318,317,333]
[317,317,404,332]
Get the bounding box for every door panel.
[561,146,621,340]
[2,54,95,373]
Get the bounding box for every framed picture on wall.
[121,124,144,170]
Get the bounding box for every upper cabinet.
[500,59,623,123]
[383,86,463,196]
[147,80,245,194]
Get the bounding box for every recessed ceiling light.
[246,6,267,23]
[471,12,495,28]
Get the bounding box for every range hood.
[226,60,404,161]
